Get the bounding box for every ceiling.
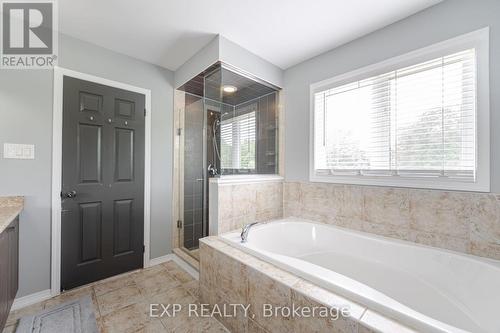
[59,0,441,71]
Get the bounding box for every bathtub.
[220,218,500,333]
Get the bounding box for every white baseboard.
[149,253,199,280]
[11,289,52,311]
[148,254,175,266]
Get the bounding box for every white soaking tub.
[220,218,500,333]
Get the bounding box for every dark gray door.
[61,76,145,291]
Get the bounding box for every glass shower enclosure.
[175,63,280,259]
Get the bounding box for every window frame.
[309,28,490,192]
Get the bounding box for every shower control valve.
[208,164,218,176]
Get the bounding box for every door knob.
[61,190,77,199]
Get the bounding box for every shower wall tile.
[256,208,282,223]
[469,240,500,260]
[219,214,257,234]
[363,187,410,227]
[469,194,500,244]
[361,221,410,241]
[218,185,233,221]
[342,186,364,219]
[409,190,471,239]
[256,182,282,212]
[212,179,500,260]
[329,216,365,231]
[284,181,500,261]
[214,181,284,234]
[283,182,301,218]
[232,184,257,217]
[284,182,300,201]
[408,230,469,253]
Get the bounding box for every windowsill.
[209,174,283,185]
[310,174,490,193]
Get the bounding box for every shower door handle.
[196,178,204,182]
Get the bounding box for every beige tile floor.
[181,247,200,261]
[3,261,228,333]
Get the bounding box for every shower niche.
[175,63,280,258]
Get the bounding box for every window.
[310,29,489,191]
[221,110,256,171]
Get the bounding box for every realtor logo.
[1,0,57,69]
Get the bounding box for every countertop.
[0,196,23,234]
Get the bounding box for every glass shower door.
[181,93,206,253]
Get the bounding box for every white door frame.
[51,66,152,296]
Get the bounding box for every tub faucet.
[241,222,260,243]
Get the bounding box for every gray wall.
[218,35,283,88]
[175,35,284,89]
[174,35,220,89]
[0,70,53,297]
[0,34,174,297]
[284,0,500,191]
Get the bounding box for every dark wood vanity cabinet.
[0,217,19,330]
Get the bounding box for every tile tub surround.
[3,260,228,333]
[0,196,23,234]
[211,179,283,234]
[284,182,500,261]
[199,237,417,333]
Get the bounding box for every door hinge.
[142,245,145,253]
[144,108,146,117]
[177,128,182,136]
[177,220,182,228]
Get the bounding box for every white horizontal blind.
[314,49,476,181]
[220,111,256,169]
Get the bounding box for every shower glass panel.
[182,94,205,251]
[176,63,280,259]
[204,65,279,175]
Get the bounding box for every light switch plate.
[3,143,35,159]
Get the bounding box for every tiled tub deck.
[200,237,417,333]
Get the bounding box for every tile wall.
[215,181,283,234]
[212,179,500,260]
[284,182,500,260]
